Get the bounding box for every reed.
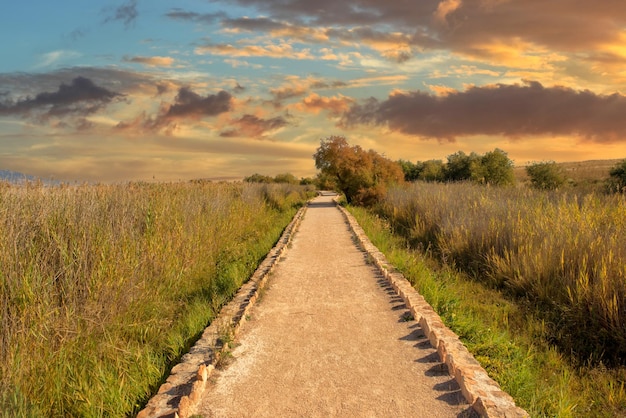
[377,182,626,366]
[0,181,312,416]
[349,204,626,416]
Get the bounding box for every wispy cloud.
[195,42,315,60]
[122,55,175,67]
[103,0,139,29]
[36,50,80,69]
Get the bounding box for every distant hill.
[0,170,34,183]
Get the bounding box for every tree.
[608,159,626,192]
[313,136,404,205]
[444,151,481,182]
[526,161,566,190]
[478,148,515,186]
[398,160,423,182]
[419,160,445,182]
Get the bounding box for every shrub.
[608,159,626,192]
[478,148,515,186]
[526,161,567,190]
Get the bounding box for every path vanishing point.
[140,194,528,418]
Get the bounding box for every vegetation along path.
[194,194,474,417]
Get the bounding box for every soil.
[196,195,475,417]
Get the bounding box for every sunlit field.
[353,181,626,416]
[0,181,312,416]
[381,182,626,365]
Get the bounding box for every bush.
[478,149,515,186]
[526,161,567,190]
[608,159,626,193]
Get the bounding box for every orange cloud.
[296,93,355,116]
[122,55,175,67]
[195,42,314,59]
[220,114,290,139]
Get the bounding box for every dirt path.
[196,195,473,417]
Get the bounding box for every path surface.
[197,195,473,417]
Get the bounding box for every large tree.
[313,136,404,205]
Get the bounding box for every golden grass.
[379,182,626,366]
[0,181,312,416]
[349,204,626,416]
[515,159,622,190]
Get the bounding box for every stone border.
[137,205,307,418]
[337,204,529,418]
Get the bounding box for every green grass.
[0,181,313,417]
[348,204,626,417]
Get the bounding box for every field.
[514,159,622,190]
[380,181,626,364]
[0,181,313,416]
[349,178,626,415]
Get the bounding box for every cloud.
[116,87,233,133]
[0,76,121,120]
[195,42,315,60]
[340,80,626,143]
[166,88,232,119]
[208,0,626,83]
[122,55,175,67]
[269,76,349,105]
[224,59,263,69]
[36,50,81,69]
[103,0,139,29]
[164,9,225,24]
[296,93,355,116]
[220,114,290,139]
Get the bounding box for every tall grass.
[349,205,626,416]
[378,182,626,366]
[0,181,312,416]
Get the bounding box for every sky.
[1,0,626,182]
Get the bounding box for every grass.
[0,180,313,417]
[348,204,626,417]
[514,159,621,191]
[380,182,626,366]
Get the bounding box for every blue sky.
[1,0,626,181]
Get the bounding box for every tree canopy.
[313,136,404,205]
[399,148,515,186]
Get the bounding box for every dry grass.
[350,204,626,416]
[515,159,622,190]
[0,181,312,416]
[379,182,626,366]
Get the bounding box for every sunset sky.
[2,0,626,182]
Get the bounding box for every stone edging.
[337,204,529,418]
[137,205,307,418]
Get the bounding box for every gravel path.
[196,195,474,417]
